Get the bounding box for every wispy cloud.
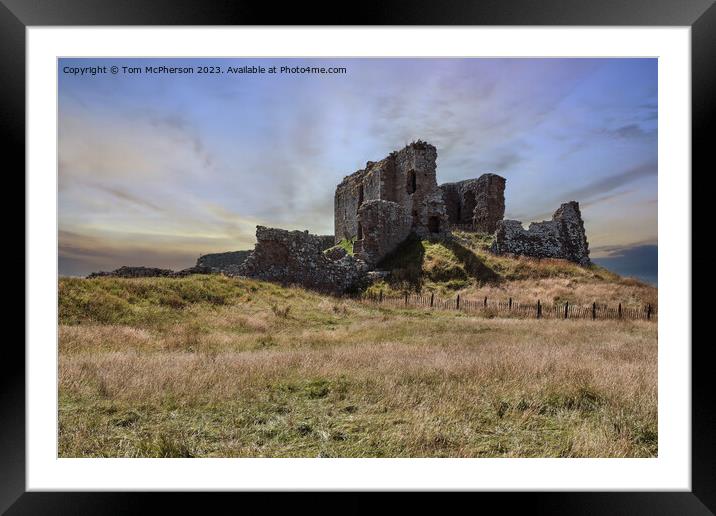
[602,123,655,139]
[558,161,656,203]
[509,161,655,222]
[90,184,163,212]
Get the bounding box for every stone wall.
[473,174,506,233]
[315,235,336,251]
[235,226,369,293]
[196,250,252,270]
[440,173,506,233]
[491,201,590,265]
[334,161,383,243]
[355,200,412,265]
[87,265,214,279]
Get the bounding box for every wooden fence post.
[618,303,622,319]
[564,301,568,319]
[647,304,652,320]
[509,297,512,310]
[430,292,434,308]
[484,296,488,308]
[592,302,596,320]
[404,292,408,306]
[456,294,460,310]
[379,290,383,304]
[537,299,541,319]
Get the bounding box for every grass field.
[59,273,657,458]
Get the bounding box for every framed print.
[5,0,711,512]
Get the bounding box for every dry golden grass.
[59,275,657,458]
[457,277,657,309]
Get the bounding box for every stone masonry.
[440,174,506,233]
[355,199,412,266]
[196,236,332,274]
[235,225,369,293]
[87,265,214,279]
[196,250,252,271]
[491,201,591,265]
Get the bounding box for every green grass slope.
[367,231,656,308]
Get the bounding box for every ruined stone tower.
[334,141,449,264]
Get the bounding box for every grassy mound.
[374,232,617,289]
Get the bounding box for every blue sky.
[58,58,657,277]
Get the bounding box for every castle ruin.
[88,140,591,293]
[334,141,506,265]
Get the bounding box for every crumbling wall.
[315,235,336,251]
[440,183,462,223]
[440,173,506,233]
[473,174,506,233]
[196,250,252,271]
[236,226,369,293]
[87,265,213,279]
[491,201,590,265]
[334,162,382,243]
[355,200,412,265]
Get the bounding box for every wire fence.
[357,291,656,321]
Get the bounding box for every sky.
[58,58,657,280]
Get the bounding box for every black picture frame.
[4,0,709,513]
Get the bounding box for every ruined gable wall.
[491,201,590,265]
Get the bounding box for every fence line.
[356,292,656,321]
